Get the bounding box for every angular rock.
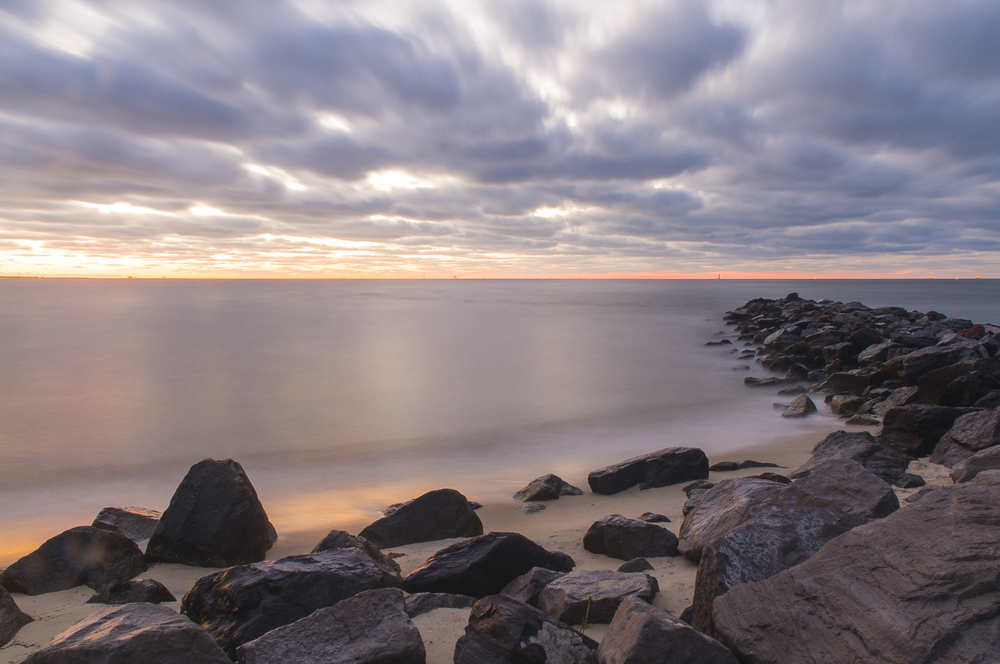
[500,567,565,606]
[514,474,584,501]
[311,529,401,577]
[454,594,597,664]
[882,339,987,383]
[598,596,739,664]
[583,515,678,560]
[713,481,1000,664]
[793,458,899,521]
[588,448,709,495]
[92,507,161,542]
[751,471,791,483]
[708,461,739,471]
[830,395,866,415]
[930,409,1000,467]
[789,430,910,484]
[974,389,1000,408]
[87,578,176,605]
[145,459,277,568]
[870,385,920,417]
[1,526,146,596]
[637,512,670,523]
[404,592,477,618]
[781,394,817,418]
[401,532,574,598]
[0,586,32,648]
[616,558,654,573]
[880,404,981,456]
[950,446,1000,483]
[181,548,402,658]
[235,588,425,664]
[917,362,976,404]
[939,371,1000,407]
[359,488,483,549]
[819,372,871,395]
[743,376,788,388]
[682,480,714,497]
[857,340,901,365]
[537,570,658,625]
[22,603,229,664]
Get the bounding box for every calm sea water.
[1,279,997,562]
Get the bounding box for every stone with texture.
[401,532,574,598]
[819,372,872,395]
[404,592,477,618]
[939,371,1000,407]
[830,395,866,415]
[789,430,910,484]
[145,459,277,568]
[583,515,678,560]
[882,339,988,383]
[537,570,658,625]
[917,363,977,404]
[22,603,229,664]
[871,386,920,416]
[951,446,1000,483]
[235,588,425,664]
[792,458,899,521]
[781,394,817,418]
[514,475,584,501]
[708,461,739,471]
[92,507,161,542]
[0,586,32,648]
[87,578,176,605]
[637,512,670,523]
[617,558,654,573]
[974,389,1000,408]
[359,489,483,549]
[1,526,146,596]
[588,448,709,495]
[500,567,565,606]
[311,529,401,577]
[930,409,1000,467]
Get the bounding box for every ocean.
[1,278,997,563]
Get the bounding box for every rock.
[311,529,401,577]
[893,472,926,488]
[583,515,679,560]
[750,472,791,483]
[789,430,910,484]
[588,447,709,495]
[235,588,425,664]
[704,339,733,346]
[676,477,787,561]
[930,409,1000,467]
[870,385,920,417]
[950,446,1000,483]
[22,603,229,664]
[846,413,882,425]
[743,376,787,387]
[776,385,808,395]
[537,570,658,625]
[792,458,899,521]
[401,532,574,598]
[737,459,781,470]
[500,567,565,606]
[830,394,866,415]
[637,512,670,523]
[359,488,483,548]
[689,484,864,634]
[521,504,546,514]
[92,507,161,542]
[598,596,739,664]
[0,526,146,596]
[404,592,477,617]
[145,459,277,568]
[917,362,976,404]
[617,558,654,573]
[454,594,598,664]
[974,389,1000,408]
[959,323,986,339]
[857,340,901,365]
[709,461,739,472]
[0,586,32,648]
[712,481,1000,664]
[514,474,584,501]
[781,394,817,418]
[819,372,871,395]
[882,339,987,383]
[682,480,714,497]
[974,469,1000,484]
[87,578,176,605]
[181,547,402,658]
[939,371,1000,407]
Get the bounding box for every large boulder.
[501,567,566,606]
[878,404,979,456]
[22,603,229,664]
[917,363,977,404]
[145,459,277,568]
[712,480,1000,664]
[582,515,678,560]
[882,339,988,383]
[597,597,738,664]
[536,570,658,625]
[359,489,483,548]
[792,458,899,521]
[234,588,425,664]
[789,430,910,484]
[311,529,401,577]
[930,409,1000,467]
[950,446,1000,483]
[939,371,1000,407]
[514,475,584,501]
[401,532,574,599]
[588,448,709,495]
[92,507,161,542]
[0,586,32,647]
[87,578,176,605]
[454,594,598,664]
[1,526,146,595]
[181,548,402,658]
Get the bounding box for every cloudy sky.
[1,0,998,277]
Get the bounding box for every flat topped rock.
[789,430,910,484]
[583,515,678,560]
[514,474,584,501]
[359,488,483,548]
[87,578,176,605]
[501,567,566,607]
[537,570,658,625]
[92,506,161,542]
[0,586,32,648]
[793,458,899,522]
[588,447,709,495]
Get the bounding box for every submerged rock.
[359,488,483,548]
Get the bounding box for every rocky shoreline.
[1,294,999,663]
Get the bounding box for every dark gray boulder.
[403,592,477,618]
[92,507,161,542]
[513,474,584,501]
[917,362,977,404]
[617,558,654,573]
[781,394,817,418]
[0,586,32,647]
[974,389,1000,408]
[22,603,229,664]
[713,480,1000,664]
[1,526,146,595]
[583,515,678,560]
[597,597,738,664]
[454,594,598,664]
[87,578,176,605]
[818,372,872,395]
[882,339,987,383]
[857,340,902,365]
[235,588,425,664]
[311,529,401,577]
[830,395,866,415]
[500,567,565,606]
[708,461,739,471]
[793,458,899,521]
[637,512,670,523]
[588,448,709,495]
[537,570,658,625]
[145,459,277,568]
[870,386,920,417]
[181,547,402,658]
[682,480,714,497]
[359,489,483,548]
[930,409,1000,467]
[401,532,574,599]
[951,446,1000,483]
[878,404,979,456]
[789,430,910,484]
[940,371,1000,407]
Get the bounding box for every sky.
[0,0,998,278]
